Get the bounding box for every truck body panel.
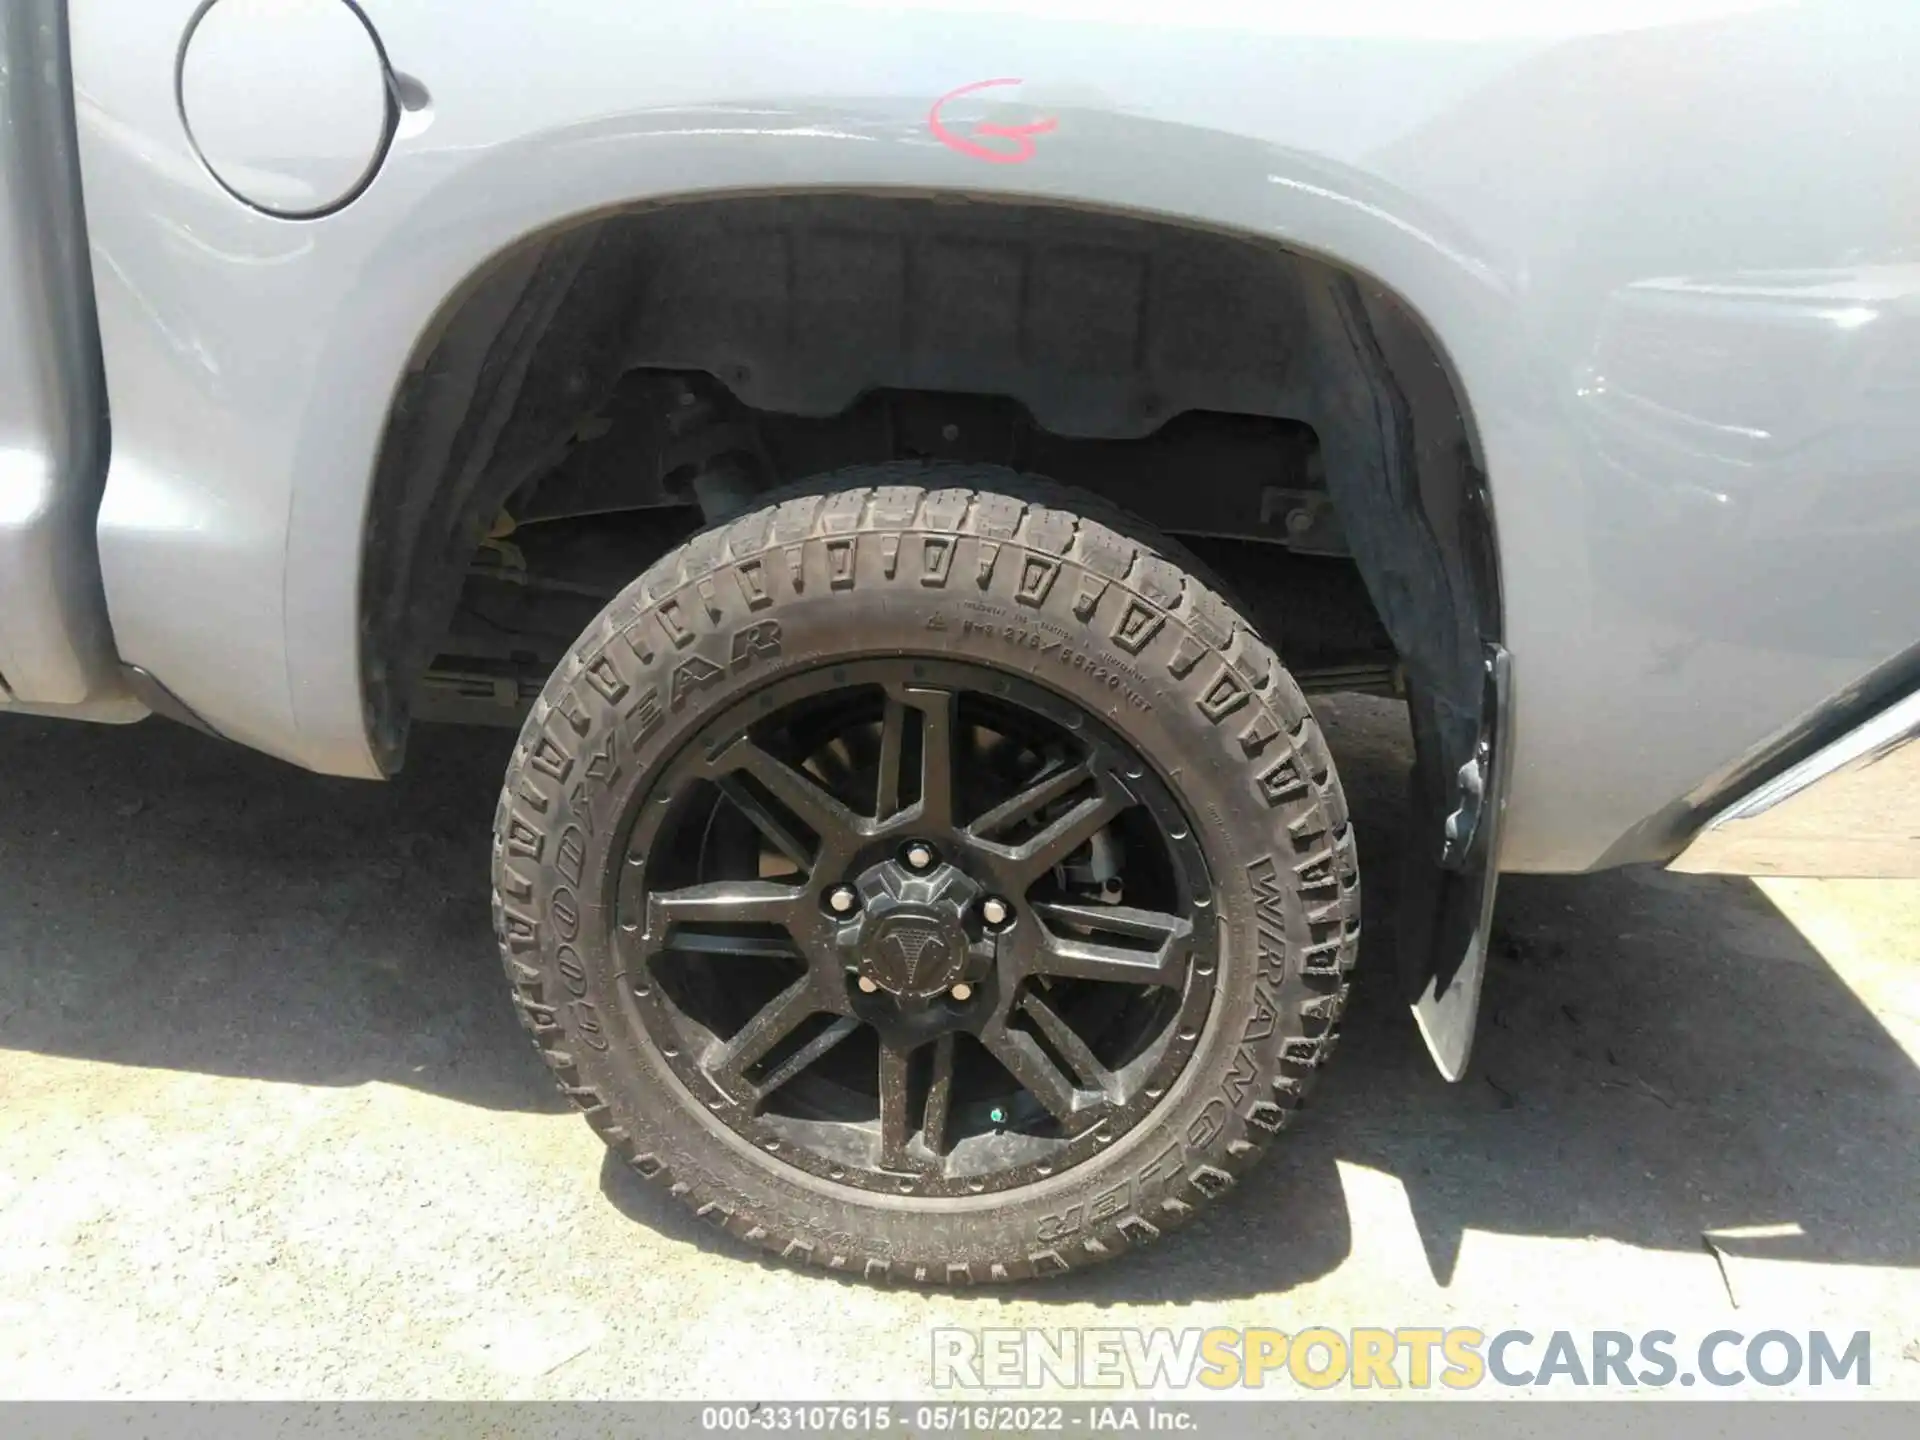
[51,0,1920,873]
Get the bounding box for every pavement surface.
[1,699,1916,1401]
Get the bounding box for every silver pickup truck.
[5,0,1916,1284]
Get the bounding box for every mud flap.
[1400,643,1511,1079]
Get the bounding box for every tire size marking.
[960,617,1154,714]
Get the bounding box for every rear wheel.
[493,463,1358,1283]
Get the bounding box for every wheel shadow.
[1029,697,1920,1302]
[3,704,1917,1300]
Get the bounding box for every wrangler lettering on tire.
[492,463,1359,1283]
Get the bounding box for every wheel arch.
[354,186,1506,1075]
[355,189,1502,768]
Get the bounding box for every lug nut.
[950,983,973,1002]
[905,842,935,871]
[857,976,879,994]
[981,897,1010,928]
[827,884,858,915]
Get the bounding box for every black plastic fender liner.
[360,222,649,772]
[1300,274,1508,1080]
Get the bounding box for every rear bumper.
[1670,685,1920,878]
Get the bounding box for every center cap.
[841,857,982,1000]
[865,911,967,997]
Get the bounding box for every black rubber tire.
[492,462,1359,1284]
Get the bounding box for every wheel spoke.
[966,760,1091,842]
[711,738,865,861]
[980,1024,1084,1125]
[1019,989,1116,1095]
[715,775,815,871]
[904,686,956,831]
[995,781,1132,884]
[874,694,907,822]
[646,881,803,948]
[1024,900,1194,986]
[921,1033,956,1158]
[878,1040,917,1171]
[1026,939,1178,985]
[714,975,820,1080]
[659,930,798,959]
[1030,899,1193,944]
[753,1015,859,1102]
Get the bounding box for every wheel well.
[357,191,1496,773]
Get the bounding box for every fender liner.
[1304,275,1507,1079]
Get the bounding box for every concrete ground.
[0,699,1915,1401]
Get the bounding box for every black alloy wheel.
[622,658,1217,1197]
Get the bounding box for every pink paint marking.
[928,78,1058,165]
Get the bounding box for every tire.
[492,462,1359,1284]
